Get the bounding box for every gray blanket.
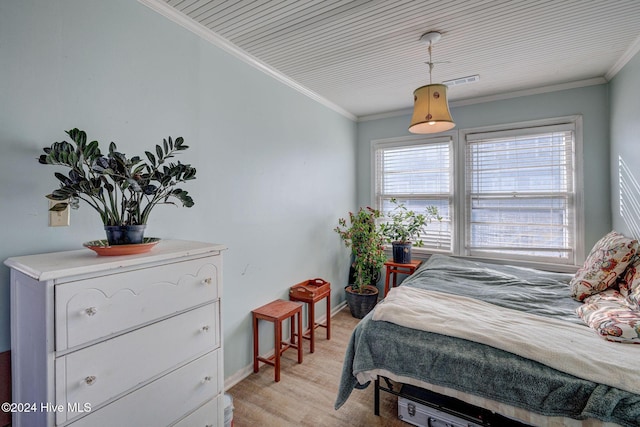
[335,255,640,426]
[407,255,582,323]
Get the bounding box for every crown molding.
[448,77,607,108]
[357,77,607,122]
[606,34,640,81]
[138,0,357,121]
[356,108,414,122]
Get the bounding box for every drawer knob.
[201,325,210,332]
[203,376,212,383]
[201,277,213,285]
[85,307,97,316]
[84,376,97,386]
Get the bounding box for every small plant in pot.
[335,207,387,318]
[39,128,196,246]
[380,198,440,264]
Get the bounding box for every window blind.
[465,125,575,263]
[374,138,453,251]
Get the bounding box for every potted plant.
[39,128,196,246]
[335,207,387,318]
[380,198,440,264]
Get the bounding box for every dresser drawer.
[171,397,222,427]
[56,303,220,424]
[67,350,221,427]
[55,255,220,350]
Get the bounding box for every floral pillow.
[630,286,640,309]
[577,290,640,344]
[569,231,638,301]
[620,256,640,309]
[618,255,640,302]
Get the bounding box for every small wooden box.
[289,278,330,299]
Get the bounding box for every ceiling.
[149,0,640,119]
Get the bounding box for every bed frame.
[374,376,532,426]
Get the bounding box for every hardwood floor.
[228,306,407,427]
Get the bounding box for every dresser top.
[4,240,226,281]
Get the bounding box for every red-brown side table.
[289,278,331,353]
[383,259,422,297]
[252,299,303,382]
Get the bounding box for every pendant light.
[409,31,455,134]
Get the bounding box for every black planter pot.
[392,242,412,263]
[344,285,379,319]
[104,224,146,245]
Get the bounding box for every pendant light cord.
[428,43,436,85]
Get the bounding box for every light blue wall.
[357,85,612,257]
[610,51,640,238]
[0,0,356,379]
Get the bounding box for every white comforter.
[373,286,640,396]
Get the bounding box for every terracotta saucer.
[83,238,161,256]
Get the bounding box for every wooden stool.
[252,299,303,382]
[289,278,331,353]
[383,259,422,296]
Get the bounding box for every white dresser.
[5,240,226,427]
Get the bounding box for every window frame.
[371,115,584,269]
[371,132,458,255]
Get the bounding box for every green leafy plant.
[334,207,387,293]
[380,198,440,245]
[38,128,196,226]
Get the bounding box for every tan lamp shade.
[409,83,455,134]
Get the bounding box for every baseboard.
[330,301,347,317]
[0,350,10,427]
[224,301,348,390]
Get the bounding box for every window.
[465,123,578,264]
[373,135,454,252]
[372,117,583,266]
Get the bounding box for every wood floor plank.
[228,307,406,426]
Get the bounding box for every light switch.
[48,200,70,227]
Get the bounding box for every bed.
[335,254,640,427]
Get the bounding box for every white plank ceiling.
[153,0,640,118]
